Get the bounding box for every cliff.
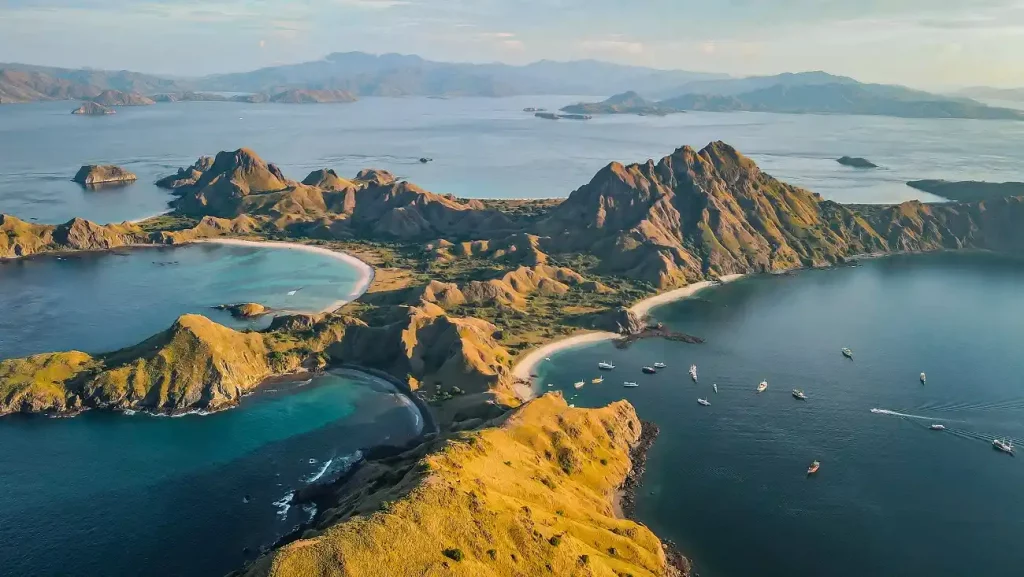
[235,394,680,577]
[0,315,272,416]
[90,89,155,106]
[73,165,138,186]
[0,214,150,258]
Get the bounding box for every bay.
[538,253,1024,577]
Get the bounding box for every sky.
[2,0,1024,89]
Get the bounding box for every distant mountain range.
[954,86,1024,103]
[561,72,1024,120]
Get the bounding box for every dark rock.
[214,303,268,319]
[73,165,138,186]
[837,156,878,168]
[593,306,645,335]
[71,102,115,116]
[268,313,323,332]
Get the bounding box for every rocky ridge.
[73,165,138,186]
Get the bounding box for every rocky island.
[71,101,115,115]
[562,91,678,116]
[215,303,269,319]
[90,89,155,106]
[907,179,1024,202]
[72,164,138,186]
[837,156,878,168]
[5,141,1024,576]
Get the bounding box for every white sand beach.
[197,238,376,313]
[630,274,745,318]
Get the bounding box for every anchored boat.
[697,398,710,407]
[642,366,657,374]
[573,380,585,389]
[842,348,854,359]
[623,382,639,388]
[598,361,616,370]
[713,383,718,394]
[591,377,604,384]
[757,380,768,393]
[689,364,698,382]
[920,372,927,384]
[807,461,821,475]
[792,389,807,400]
[653,362,667,369]
[929,424,946,431]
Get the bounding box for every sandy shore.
[630,273,745,318]
[511,331,620,385]
[197,238,376,313]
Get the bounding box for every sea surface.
[0,242,365,360]
[3,98,1024,224]
[537,253,1024,577]
[0,369,424,577]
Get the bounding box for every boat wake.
[870,408,946,421]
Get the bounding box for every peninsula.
[4,141,1024,576]
[907,179,1024,202]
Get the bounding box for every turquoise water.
[0,242,366,360]
[0,369,423,577]
[539,253,1024,577]
[3,98,1024,224]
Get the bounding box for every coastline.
[196,238,376,313]
[510,273,746,398]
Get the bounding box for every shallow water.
[3,98,1024,223]
[0,369,424,577]
[0,242,365,360]
[538,253,1024,577]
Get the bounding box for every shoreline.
[196,238,376,313]
[510,274,746,398]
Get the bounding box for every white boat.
[920,372,927,384]
[697,398,710,406]
[642,366,657,374]
[545,357,552,361]
[792,389,807,400]
[623,382,639,388]
[842,348,853,359]
[654,362,667,369]
[713,383,718,394]
[546,383,554,388]
[929,424,946,431]
[688,364,698,382]
[993,438,1015,455]
[757,380,768,393]
[598,361,616,370]
[573,380,585,389]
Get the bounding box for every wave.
[305,459,334,483]
[273,491,295,519]
[304,450,364,485]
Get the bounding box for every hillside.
[561,91,676,116]
[0,69,102,103]
[90,89,155,106]
[234,394,682,577]
[267,89,357,103]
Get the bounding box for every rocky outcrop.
[0,214,152,259]
[406,265,611,311]
[166,148,291,217]
[593,306,646,335]
[90,89,155,106]
[302,169,355,191]
[0,315,273,416]
[72,165,138,186]
[215,302,268,319]
[328,304,512,398]
[71,101,115,115]
[426,233,549,265]
[235,394,680,577]
[837,156,878,168]
[268,89,358,104]
[155,156,214,189]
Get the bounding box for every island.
[907,179,1024,202]
[91,89,155,106]
[215,302,269,319]
[837,156,878,168]
[267,89,358,104]
[561,91,677,116]
[72,165,138,186]
[5,141,1024,576]
[71,102,115,115]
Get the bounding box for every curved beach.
[197,238,376,313]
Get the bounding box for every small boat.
[545,357,552,361]
[792,389,807,400]
[623,382,639,388]
[642,366,657,374]
[929,424,946,431]
[697,398,710,407]
[757,380,768,393]
[713,383,718,394]
[920,372,927,384]
[689,364,698,382]
[841,348,853,359]
[993,438,1015,455]
[654,362,667,369]
[598,361,616,370]
[573,380,585,389]
[546,383,554,388]
[591,377,604,384]
[807,460,820,475]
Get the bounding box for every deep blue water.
[538,253,1024,577]
[0,369,423,577]
[3,98,1024,224]
[0,242,366,360]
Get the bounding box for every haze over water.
[3,97,1024,224]
[538,253,1024,577]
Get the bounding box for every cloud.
[330,0,412,8]
[579,39,644,55]
[699,42,716,55]
[502,39,524,50]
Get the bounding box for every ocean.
[3,97,1024,224]
[537,253,1024,577]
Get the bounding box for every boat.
[757,380,768,393]
[591,377,604,384]
[623,382,639,388]
[993,438,1015,455]
[545,357,552,361]
[697,398,710,407]
[654,362,667,369]
[546,383,554,388]
[920,372,927,384]
[713,383,718,394]
[792,389,807,400]
[807,460,820,475]
[929,424,946,431]
[598,361,616,370]
[573,380,585,389]
[642,366,657,374]
[688,364,698,382]
[842,348,853,359]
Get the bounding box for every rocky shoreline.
[621,420,693,576]
[615,324,705,349]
